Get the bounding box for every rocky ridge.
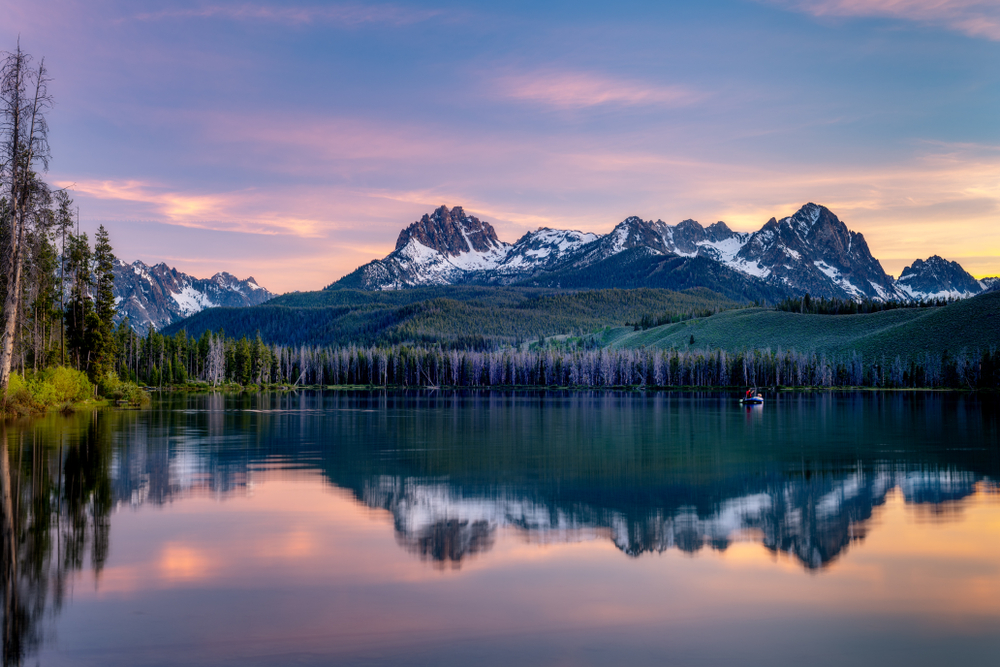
[330,203,992,302]
[113,259,275,332]
[896,255,989,300]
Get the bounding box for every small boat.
[740,388,764,405]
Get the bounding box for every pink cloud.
[769,0,1000,40]
[58,112,1000,290]
[61,179,329,238]
[127,3,441,27]
[497,71,705,109]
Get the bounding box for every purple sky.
[5,0,999,292]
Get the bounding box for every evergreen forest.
[1,44,138,412]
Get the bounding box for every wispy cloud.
[768,0,1000,40]
[57,113,1000,289]
[496,71,705,110]
[61,179,325,237]
[127,3,441,27]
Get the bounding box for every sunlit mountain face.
[330,204,999,303]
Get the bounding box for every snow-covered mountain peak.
[113,259,275,332]
[328,203,987,304]
[896,255,984,300]
[730,204,901,300]
[494,227,599,276]
[394,205,506,258]
[605,216,672,255]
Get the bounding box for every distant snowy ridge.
[331,203,992,302]
[895,255,990,301]
[113,259,275,332]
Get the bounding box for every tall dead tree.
[0,45,51,393]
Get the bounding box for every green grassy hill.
[164,286,737,347]
[612,290,1000,358]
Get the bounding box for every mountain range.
[113,259,275,332]
[330,204,996,303]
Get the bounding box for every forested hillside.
[512,248,789,303]
[162,287,738,347]
[612,290,1000,360]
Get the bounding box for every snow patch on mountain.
[895,255,984,301]
[492,228,599,278]
[172,285,217,317]
[329,203,990,304]
[114,259,275,332]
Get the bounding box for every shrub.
[27,377,59,405]
[97,371,148,406]
[3,373,38,414]
[38,367,93,403]
[3,369,92,414]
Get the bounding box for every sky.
[3,0,998,293]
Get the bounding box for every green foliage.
[3,366,94,414]
[90,224,118,377]
[613,291,1000,363]
[775,293,951,315]
[64,231,94,370]
[96,371,148,406]
[37,366,93,402]
[163,286,739,348]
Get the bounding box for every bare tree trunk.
[0,236,25,390]
[1,48,50,394]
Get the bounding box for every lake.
[3,390,999,666]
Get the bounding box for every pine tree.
[53,189,74,365]
[90,224,117,378]
[64,232,92,371]
[25,218,60,369]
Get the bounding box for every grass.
[612,290,1000,359]
[165,286,739,347]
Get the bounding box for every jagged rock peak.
[900,255,963,277]
[606,216,672,255]
[395,205,502,257]
[783,203,838,234]
[675,219,704,232]
[112,259,275,332]
[896,255,983,300]
[705,221,735,242]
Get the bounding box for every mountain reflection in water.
[1,390,998,665]
[366,467,987,569]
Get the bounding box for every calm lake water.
[3,390,1000,666]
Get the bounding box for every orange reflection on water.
[70,471,1000,659]
[159,543,215,583]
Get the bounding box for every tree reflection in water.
[0,391,996,662]
[1,413,112,667]
[396,518,496,569]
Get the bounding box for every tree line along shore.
[122,329,999,391]
[3,43,997,412]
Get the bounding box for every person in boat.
[745,389,752,400]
